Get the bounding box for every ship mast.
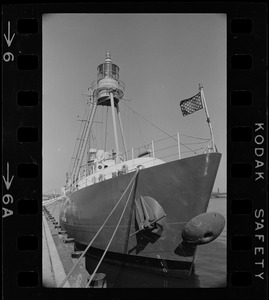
[91,52,126,163]
[68,53,126,190]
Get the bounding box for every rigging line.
[123,171,139,254]
[86,174,137,288]
[59,169,139,288]
[51,198,62,215]
[184,141,209,145]
[150,133,209,144]
[133,110,147,150]
[93,111,97,149]
[122,101,177,142]
[101,106,104,149]
[104,106,108,152]
[94,108,98,149]
[50,198,58,214]
[181,147,205,154]
[69,100,92,177]
[68,105,88,175]
[127,103,130,149]
[122,101,196,154]
[179,133,210,141]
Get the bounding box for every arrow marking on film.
[4,21,15,47]
[2,162,14,190]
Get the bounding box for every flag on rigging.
[179,92,203,116]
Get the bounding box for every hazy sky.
[43,14,226,194]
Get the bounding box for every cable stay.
[67,107,87,176]
[59,168,140,288]
[51,197,63,215]
[85,169,138,288]
[68,101,92,178]
[121,101,205,155]
[122,101,178,143]
[133,109,147,151]
[70,99,98,190]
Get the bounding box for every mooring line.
[51,197,62,215]
[58,168,139,288]
[85,171,137,287]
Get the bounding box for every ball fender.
[182,212,225,245]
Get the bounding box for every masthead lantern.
[92,52,125,106]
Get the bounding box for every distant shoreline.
[211,194,227,199]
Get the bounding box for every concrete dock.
[42,200,89,288]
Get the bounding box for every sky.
[43,14,226,194]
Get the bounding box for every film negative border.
[228,5,267,293]
[2,3,267,299]
[2,5,42,294]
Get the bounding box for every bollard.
[71,251,83,259]
[88,273,107,288]
[63,237,74,243]
[58,230,67,234]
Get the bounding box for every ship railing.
[68,133,212,191]
[90,79,125,92]
[123,132,212,163]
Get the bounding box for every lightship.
[59,52,225,279]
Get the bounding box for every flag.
[180,92,203,116]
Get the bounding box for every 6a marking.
[3,21,15,62]
[2,162,14,218]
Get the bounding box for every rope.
[85,172,137,288]
[68,102,89,177]
[133,109,147,150]
[122,101,177,142]
[58,168,139,288]
[51,198,61,215]
[104,106,108,152]
[121,101,197,154]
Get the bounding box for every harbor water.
[45,197,226,288]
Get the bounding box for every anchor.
[131,195,166,238]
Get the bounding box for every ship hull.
[59,152,221,277]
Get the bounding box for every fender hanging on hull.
[59,153,222,277]
[182,212,225,245]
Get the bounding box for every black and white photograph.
[42,13,227,288]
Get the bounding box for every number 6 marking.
[3,52,14,62]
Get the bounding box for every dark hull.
[60,153,221,277]
[76,243,194,280]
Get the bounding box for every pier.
[42,200,91,288]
